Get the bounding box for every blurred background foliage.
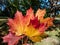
[0,0,60,45]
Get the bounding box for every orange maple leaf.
[3,7,54,44]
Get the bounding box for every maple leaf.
[3,7,54,43]
[2,32,23,45]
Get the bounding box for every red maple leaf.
[3,32,24,45]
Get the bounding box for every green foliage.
[0,0,40,17]
[45,28,60,36]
